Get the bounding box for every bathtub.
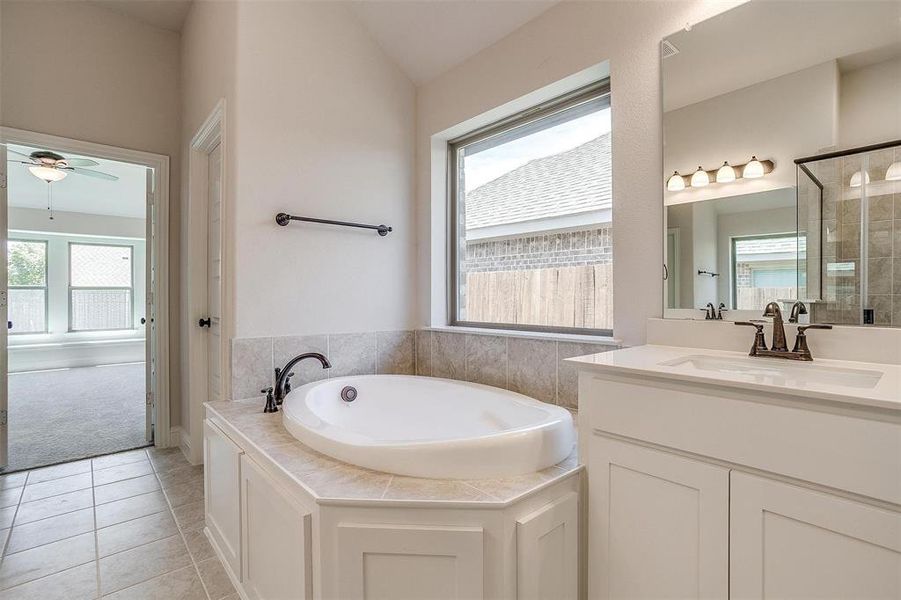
[281,375,575,479]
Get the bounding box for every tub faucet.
[273,352,331,407]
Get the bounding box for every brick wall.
[463,224,613,273]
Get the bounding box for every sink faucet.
[788,301,807,324]
[265,352,331,412]
[763,301,789,352]
[735,301,832,361]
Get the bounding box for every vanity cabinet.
[730,472,901,599]
[588,437,729,599]
[240,454,313,600]
[579,369,901,600]
[203,419,243,579]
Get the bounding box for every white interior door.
[0,144,8,468]
[145,168,156,442]
[206,143,223,402]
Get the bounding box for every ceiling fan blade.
[6,148,34,161]
[68,167,119,181]
[63,157,100,167]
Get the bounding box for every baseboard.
[169,426,181,448]
[173,426,202,465]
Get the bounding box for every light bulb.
[666,171,685,191]
[742,156,764,179]
[28,165,67,183]
[690,166,710,187]
[849,170,870,188]
[885,161,901,181]
[715,161,736,183]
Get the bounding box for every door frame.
[0,126,172,448]
[184,99,229,464]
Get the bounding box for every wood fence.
[465,264,612,330]
[736,287,795,311]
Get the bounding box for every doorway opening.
[1,129,170,472]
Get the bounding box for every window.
[69,243,134,331]
[732,234,805,310]
[449,82,612,334]
[7,240,48,334]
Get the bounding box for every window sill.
[426,325,622,346]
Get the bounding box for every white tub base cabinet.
[202,412,582,600]
[578,370,901,600]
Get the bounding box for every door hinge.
[0,173,7,190]
[146,391,153,407]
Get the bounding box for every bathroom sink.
[659,355,883,390]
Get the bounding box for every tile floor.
[0,447,237,599]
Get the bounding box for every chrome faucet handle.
[735,321,768,356]
[791,324,832,360]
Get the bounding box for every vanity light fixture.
[715,161,736,183]
[849,170,870,188]
[690,166,710,187]
[666,171,686,191]
[885,161,901,181]
[742,156,765,179]
[28,165,67,183]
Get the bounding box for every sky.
[463,108,611,192]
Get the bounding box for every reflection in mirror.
[665,189,800,315]
[662,0,901,324]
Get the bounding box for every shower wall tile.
[329,333,377,377]
[868,194,894,222]
[867,258,893,295]
[894,256,901,296]
[463,335,506,388]
[431,331,465,380]
[273,335,329,386]
[507,338,557,404]
[868,221,893,258]
[867,295,892,326]
[376,331,415,375]
[415,330,432,376]
[231,338,273,401]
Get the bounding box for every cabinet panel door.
[240,454,312,600]
[337,523,483,599]
[731,472,901,600]
[203,419,243,579]
[517,492,579,600]
[589,435,729,599]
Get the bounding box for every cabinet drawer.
[581,374,901,504]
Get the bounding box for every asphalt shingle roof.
[465,133,611,230]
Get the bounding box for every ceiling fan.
[7,148,119,182]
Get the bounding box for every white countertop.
[566,345,901,413]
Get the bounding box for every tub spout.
[274,352,331,406]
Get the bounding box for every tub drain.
[340,386,358,403]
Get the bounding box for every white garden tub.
[281,375,575,479]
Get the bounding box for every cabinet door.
[203,419,243,579]
[337,522,484,599]
[589,435,729,599]
[731,472,901,599]
[517,492,579,600]
[241,454,312,600]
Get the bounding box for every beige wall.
[0,1,182,423]
[416,0,744,346]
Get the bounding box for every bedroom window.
[69,242,134,331]
[7,239,48,334]
[448,81,612,334]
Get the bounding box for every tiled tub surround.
[231,329,620,409]
[0,447,235,600]
[207,399,580,505]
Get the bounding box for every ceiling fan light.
[28,165,67,183]
[667,171,685,191]
[742,156,764,179]
[849,170,869,188]
[885,161,901,181]
[690,166,710,187]
[716,161,736,183]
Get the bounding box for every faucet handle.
[734,321,764,331]
[797,323,832,332]
[792,324,831,359]
[735,321,768,356]
[261,387,278,414]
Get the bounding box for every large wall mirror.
[662,0,901,326]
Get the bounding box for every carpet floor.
[6,363,148,472]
